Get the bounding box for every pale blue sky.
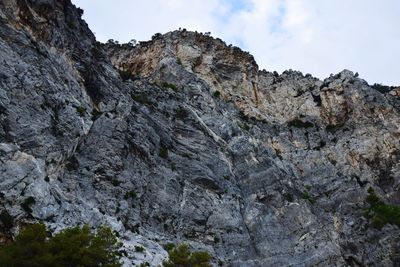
[72,0,400,85]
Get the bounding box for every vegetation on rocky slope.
[364,187,400,229]
[0,224,123,267]
[162,244,211,267]
[0,224,212,267]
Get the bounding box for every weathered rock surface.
[0,1,399,266]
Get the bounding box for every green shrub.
[66,155,79,171]
[124,191,137,200]
[162,244,211,267]
[175,107,188,119]
[134,245,145,253]
[119,69,134,81]
[371,83,393,94]
[301,191,316,204]
[162,82,179,92]
[67,21,76,29]
[160,147,169,159]
[131,93,154,106]
[0,211,13,230]
[21,197,36,213]
[325,124,342,133]
[284,192,294,202]
[111,180,122,187]
[152,33,162,40]
[171,163,177,171]
[75,106,86,117]
[288,119,314,128]
[213,91,221,98]
[0,223,122,267]
[163,243,175,251]
[91,46,102,59]
[239,110,249,122]
[240,123,250,131]
[364,187,400,228]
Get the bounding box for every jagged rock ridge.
[0,0,399,266]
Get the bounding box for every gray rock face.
[1,1,400,266]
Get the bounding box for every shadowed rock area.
[0,0,400,266]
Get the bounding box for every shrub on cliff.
[364,187,400,229]
[163,244,211,267]
[0,223,122,267]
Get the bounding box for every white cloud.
[72,0,400,85]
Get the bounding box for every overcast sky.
[71,0,400,86]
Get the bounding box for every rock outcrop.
[0,0,399,266]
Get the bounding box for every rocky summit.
[0,0,400,266]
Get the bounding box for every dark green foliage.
[319,141,326,149]
[240,123,250,131]
[371,83,393,94]
[0,223,122,267]
[134,245,145,253]
[152,33,162,40]
[325,124,342,133]
[67,21,76,29]
[160,147,169,159]
[91,46,102,59]
[139,262,150,267]
[364,187,400,229]
[284,193,294,202]
[176,58,182,65]
[0,223,49,267]
[162,82,179,91]
[21,197,36,213]
[213,91,221,98]
[175,107,188,119]
[75,106,86,117]
[171,163,177,171]
[218,260,224,266]
[162,244,211,267]
[131,93,154,106]
[44,176,50,182]
[66,155,79,171]
[77,8,84,17]
[0,211,13,230]
[239,110,249,121]
[124,191,137,200]
[111,180,122,187]
[163,243,175,251]
[119,69,134,81]
[213,236,220,243]
[288,119,314,128]
[301,191,316,204]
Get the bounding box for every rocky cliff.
[1,0,400,266]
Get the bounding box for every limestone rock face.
[1,1,400,266]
